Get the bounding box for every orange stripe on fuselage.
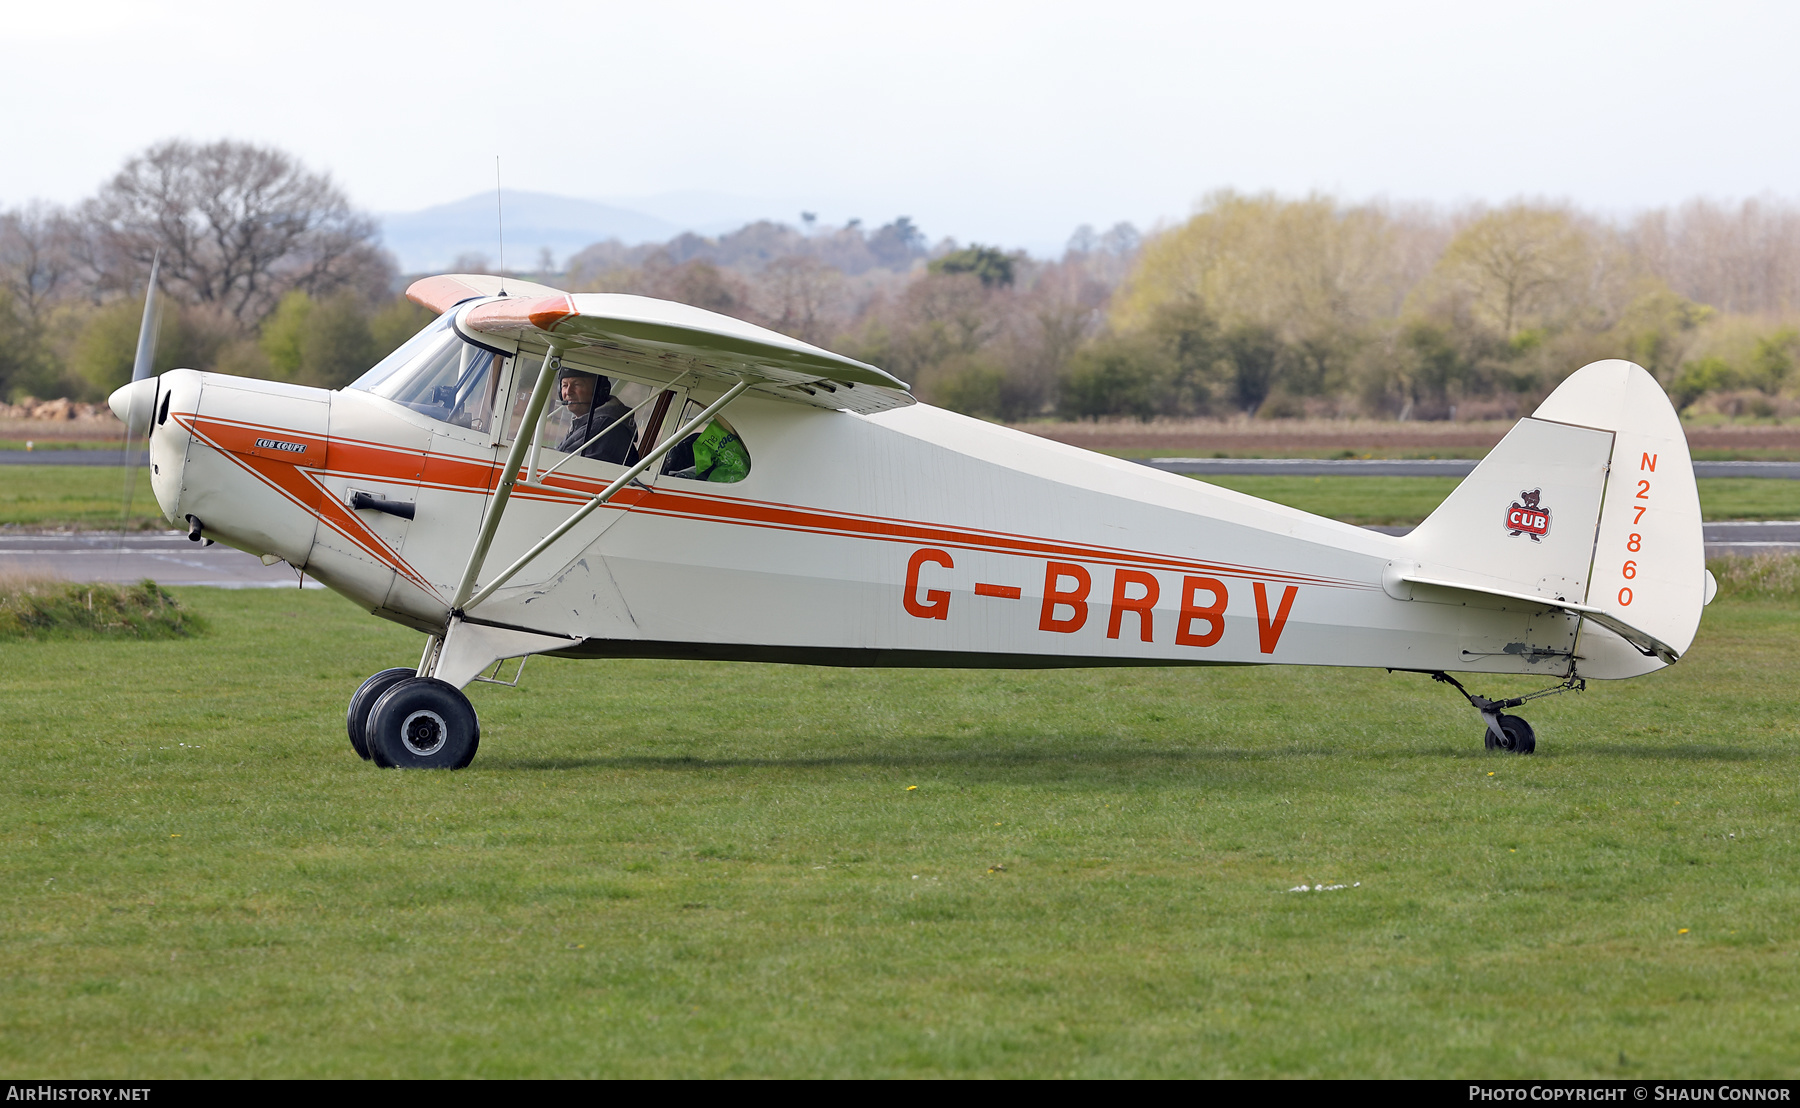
[179,412,1375,597]
[624,487,1372,590]
[179,414,435,593]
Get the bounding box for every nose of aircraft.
[108,377,158,437]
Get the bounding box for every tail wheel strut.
[1430,672,1582,755]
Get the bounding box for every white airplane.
[109,273,1714,768]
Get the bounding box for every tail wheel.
[367,678,480,770]
[347,668,418,762]
[1495,714,1536,754]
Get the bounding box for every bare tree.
[1632,197,1800,317]
[755,255,843,343]
[0,202,82,320]
[1429,205,1594,338]
[83,139,385,327]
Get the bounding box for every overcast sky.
[4,0,1797,254]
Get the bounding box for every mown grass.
[1707,554,1800,601]
[0,578,204,640]
[1201,475,1800,525]
[1,586,1796,1077]
[0,466,161,530]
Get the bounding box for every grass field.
[3,466,1797,534]
[2,586,1796,1077]
[0,466,160,530]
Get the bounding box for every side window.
[539,370,653,466]
[500,356,658,464]
[502,354,542,444]
[660,400,750,483]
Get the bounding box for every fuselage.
[125,348,1625,681]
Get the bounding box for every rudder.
[1399,360,1706,678]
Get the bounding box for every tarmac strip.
[1,524,1794,588]
[6,452,1800,479]
[0,532,324,588]
[0,450,149,465]
[1137,457,1800,479]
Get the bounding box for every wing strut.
[458,375,755,614]
[447,345,566,614]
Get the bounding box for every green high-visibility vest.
[692,421,750,483]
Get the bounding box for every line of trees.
[1061,192,1800,423]
[0,140,423,401]
[6,138,1800,424]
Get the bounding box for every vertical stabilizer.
[1398,360,1705,679]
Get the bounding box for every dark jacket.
[557,397,636,464]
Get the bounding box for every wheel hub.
[401,709,448,756]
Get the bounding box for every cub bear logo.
[1506,489,1550,541]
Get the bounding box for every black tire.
[1484,721,1500,751]
[367,678,480,770]
[347,668,417,762]
[1497,713,1536,754]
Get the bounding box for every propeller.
[115,253,162,556]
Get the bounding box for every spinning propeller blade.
[116,253,161,551]
[130,253,162,386]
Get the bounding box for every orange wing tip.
[528,296,577,331]
[406,275,490,314]
[464,295,577,334]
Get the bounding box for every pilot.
[556,368,636,465]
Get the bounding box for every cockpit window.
[350,313,452,392]
[349,315,499,432]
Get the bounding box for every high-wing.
[406,273,569,312]
[406,276,913,415]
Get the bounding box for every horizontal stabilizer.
[1399,573,1680,664]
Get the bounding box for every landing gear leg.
[1430,672,1582,755]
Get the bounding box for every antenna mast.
[495,155,506,293]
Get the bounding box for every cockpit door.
[462,354,674,597]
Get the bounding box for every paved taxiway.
[0,532,324,588]
[6,451,1800,479]
[2,522,1795,588]
[1134,457,1800,479]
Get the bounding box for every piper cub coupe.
[110,273,1712,768]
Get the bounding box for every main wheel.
[347,668,416,761]
[1496,713,1536,754]
[366,677,480,769]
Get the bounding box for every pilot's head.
[557,368,609,416]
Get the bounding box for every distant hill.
[378,190,681,273]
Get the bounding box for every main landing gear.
[1430,672,1585,755]
[346,669,481,769]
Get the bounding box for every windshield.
[349,315,500,432]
